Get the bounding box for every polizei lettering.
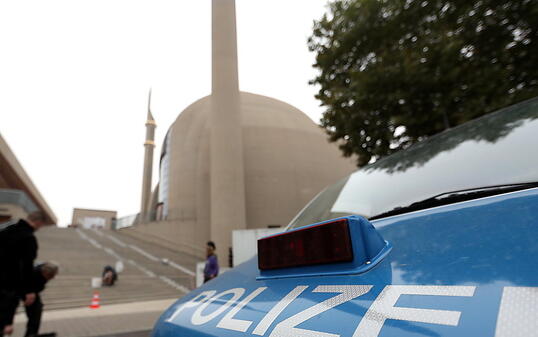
[164,285,535,337]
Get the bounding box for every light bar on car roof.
[257,216,393,280]
[257,218,354,270]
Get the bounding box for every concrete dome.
[132,0,356,257]
[159,91,355,249]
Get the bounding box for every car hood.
[153,188,538,337]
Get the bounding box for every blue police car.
[152,97,538,337]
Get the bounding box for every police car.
[152,97,538,337]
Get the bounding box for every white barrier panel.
[232,228,283,267]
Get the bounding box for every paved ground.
[96,331,150,337]
[9,226,203,337]
[12,299,174,337]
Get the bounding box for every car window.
[288,97,538,229]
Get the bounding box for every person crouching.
[101,266,117,286]
[3,262,59,337]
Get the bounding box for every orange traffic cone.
[89,292,100,309]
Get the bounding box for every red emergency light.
[257,219,354,270]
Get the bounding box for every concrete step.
[32,227,196,311]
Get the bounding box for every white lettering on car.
[191,288,245,325]
[253,285,309,336]
[165,290,217,323]
[352,285,476,337]
[494,286,538,337]
[217,287,268,332]
[269,285,373,337]
[164,284,538,336]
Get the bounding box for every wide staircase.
[34,226,201,311]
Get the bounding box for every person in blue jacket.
[203,241,219,283]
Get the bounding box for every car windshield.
[288,97,538,229]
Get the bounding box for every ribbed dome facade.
[158,91,355,248]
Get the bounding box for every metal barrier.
[115,213,138,229]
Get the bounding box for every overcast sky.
[0,0,329,225]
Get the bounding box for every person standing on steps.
[203,241,219,283]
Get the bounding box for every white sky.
[0,0,329,225]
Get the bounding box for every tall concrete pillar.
[210,0,247,257]
[140,90,156,221]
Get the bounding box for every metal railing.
[115,211,159,230]
[115,213,138,229]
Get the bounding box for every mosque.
[125,0,356,259]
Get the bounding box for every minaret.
[140,89,156,221]
[210,0,247,254]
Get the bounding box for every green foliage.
[309,0,538,166]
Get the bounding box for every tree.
[309,0,538,166]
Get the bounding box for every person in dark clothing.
[0,211,48,337]
[102,265,118,286]
[0,296,18,337]
[20,263,58,337]
[203,241,219,283]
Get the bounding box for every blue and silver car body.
[152,97,538,337]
